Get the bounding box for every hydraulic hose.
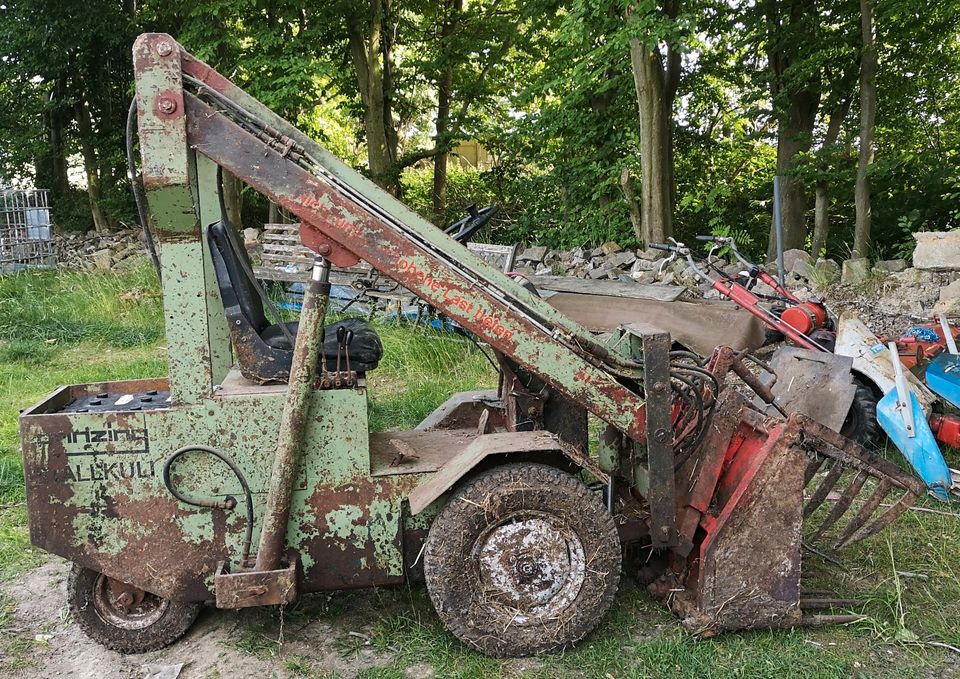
[163,445,254,566]
[126,98,162,283]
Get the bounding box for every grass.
[1,264,959,677]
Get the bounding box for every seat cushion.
[261,318,383,372]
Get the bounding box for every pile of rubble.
[54,222,959,338]
[511,230,960,338]
[54,228,149,271]
[511,242,676,284]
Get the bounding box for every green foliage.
[0,0,957,255]
[53,188,96,233]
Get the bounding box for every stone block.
[940,279,960,302]
[841,258,870,285]
[607,251,637,268]
[913,231,960,271]
[518,245,547,263]
[782,248,813,273]
[875,258,907,273]
[814,258,840,283]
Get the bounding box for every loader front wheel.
[840,381,880,444]
[423,463,620,657]
[68,564,201,653]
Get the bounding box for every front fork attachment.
[648,390,925,635]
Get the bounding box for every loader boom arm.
[133,34,651,441]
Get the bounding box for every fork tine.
[804,455,827,485]
[832,479,891,549]
[809,470,867,542]
[835,491,919,549]
[804,462,844,519]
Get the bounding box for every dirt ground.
[0,559,418,679]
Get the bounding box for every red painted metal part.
[930,413,960,449]
[894,320,960,370]
[781,301,829,336]
[711,278,821,351]
[755,269,798,302]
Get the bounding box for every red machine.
[651,239,960,455]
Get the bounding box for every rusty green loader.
[18,34,929,657]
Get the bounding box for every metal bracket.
[642,330,677,548]
[214,557,299,609]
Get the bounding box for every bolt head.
[157,97,177,114]
[156,41,173,57]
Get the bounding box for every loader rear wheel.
[68,564,201,654]
[840,381,880,445]
[423,462,620,657]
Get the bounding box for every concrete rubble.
[913,231,960,271]
[54,228,150,271]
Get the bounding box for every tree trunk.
[620,167,643,241]
[764,0,822,259]
[36,76,70,197]
[811,99,850,257]
[222,171,243,228]
[854,0,876,259]
[768,96,818,257]
[348,1,398,191]
[432,0,464,219]
[74,100,110,233]
[628,40,673,245]
[626,2,680,246]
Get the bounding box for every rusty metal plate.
[545,293,767,356]
[215,558,298,609]
[765,348,857,433]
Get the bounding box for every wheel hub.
[476,514,586,625]
[93,574,169,630]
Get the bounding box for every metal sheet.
[531,275,685,302]
[766,348,857,433]
[545,293,766,356]
[834,314,936,411]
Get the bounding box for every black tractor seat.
[207,221,383,384]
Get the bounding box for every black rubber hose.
[126,98,162,284]
[163,445,254,566]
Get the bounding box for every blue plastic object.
[903,326,940,343]
[876,389,952,500]
[926,352,960,410]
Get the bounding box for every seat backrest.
[207,221,268,332]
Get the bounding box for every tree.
[810,94,852,257]
[626,1,681,245]
[853,0,876,258]
[431,0,464,217]
[762,0,822,256]
[0,0,136,230]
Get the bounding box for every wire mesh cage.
[0,188,56,273]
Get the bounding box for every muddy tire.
[840,381,880,444]
[423,463,620,657]
[68,564,201,654]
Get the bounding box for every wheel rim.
[92,574,168,630]
[474,511,586,625]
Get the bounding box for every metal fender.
[834,313,936,412]
[407,430,606,515]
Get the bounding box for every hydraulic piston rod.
[254,257,331,571]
